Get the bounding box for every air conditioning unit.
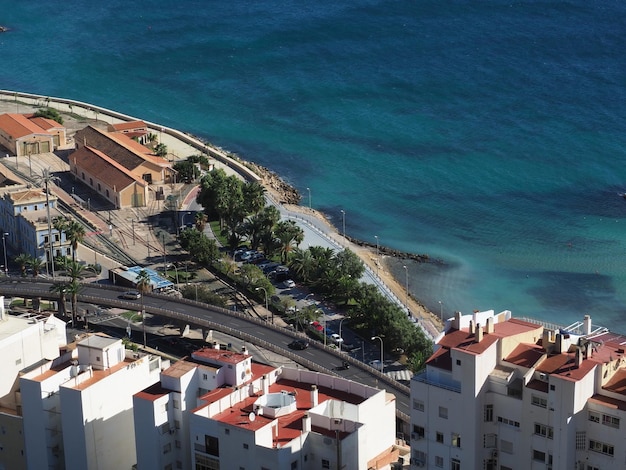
[539,372,548,382]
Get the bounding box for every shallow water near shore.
[1,1,626,330]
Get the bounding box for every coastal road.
[0,278,411,422]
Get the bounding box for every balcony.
[413,372,461,393]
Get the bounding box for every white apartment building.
[134,344,401,470]
[0,299,66,470]
[410,310,626,470]
[20,334,164,470]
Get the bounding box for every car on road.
[282,279,295,288]
[329,333,344,344]
[288,339,309,350]
[120,291,141,299]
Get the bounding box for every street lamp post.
[306,187,311,210]
[2,232,8,276]
[403,265,409,311]
[339,317,346,352]
[255,287,270,324]
[439,300,444,321]
[162,233,167,272]
[371,336,384,372]
[340,210,346,239]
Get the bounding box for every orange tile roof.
[110,120,147,132]
[438,328,499,355]
[603,369,626,396]
[28,116,63,130]
[0,113,50,138]
[505,343,545,368]
[134,382,171,402]
[589,392,626,411]
[192,347,251,365]
[71,145,147,191]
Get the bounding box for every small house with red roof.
[0,113,70,157]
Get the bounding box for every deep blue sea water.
[2,1,626,330]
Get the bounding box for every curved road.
[0,279,411,422]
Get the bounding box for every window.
[531,395,547,408]
[436,432,444,443]
[497,416,520,428]
[224,429,229,435]
[163,443,171,454]
[602,413,620,428]
[413,399,424,411]
[413,425,425,439]
[173,399,179,409]
[534,423,553,439]
[439,406,448,419]
[203,373,208,380]
[532,449,545,462]
[175,440,181,448]
[106,189,109,197]
[291,461,298,469]
[456,359,461,365]
[500,440,513,454]
[484,404,493,422]
[451,433,461,447]
[322,460,330,469]
[589,439,614,456]
[550,384,555,391]
[588,411,600,423]
[451,458,460,470]
[98,183,101,191]
[576,431,586,450]
[195,454,220,470]
[243,443,248,449]
[205,435,219,457]
[435,456,443,468]
[89,177,93,186]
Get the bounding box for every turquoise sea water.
[1,1,626,329]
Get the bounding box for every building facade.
[410,310,626,470]
[134,344,401,470]
[20,334,164,470]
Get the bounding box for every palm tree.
[35,169,61,277]
[29,256,45,278]
[49,282,67,318]
[65,220,86,261]
[275,220,305,264]
[135,269,151,347]
[52,216,69,265]
[194,212,208,232]
[14,253,30,277]
[65,280,81,328]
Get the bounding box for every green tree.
[135,269,152,347]
[288,247,317,284]
[154,143,168,158]
[33,107,63,124]
[173,159,201,182]
[65,220,86,261]
[49,282,67,317]
[194,212,208,232]
[14,253,30,277]
[242,181,266,215]
[65,279,81,328]
[28,256,45,278]
[275,220,304,264]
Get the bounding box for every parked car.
[282,279,295,288]
[329,333,344,344]
[288,339,309,350]
[120,291,141,299]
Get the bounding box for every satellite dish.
[248,412,256,422]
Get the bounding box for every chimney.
[262,375,269,395]
[241,345,248,355]
[583,315,592,335]
[311,385,319,407]
[302,412,311,433]
[475,324,483,343]
[575,347,583,367]
[555,333,564,354]
[486,316,494,334]
[469,320,475,335]
[213,341,220,350]
[454,311,462,329]
[584,341,592,359]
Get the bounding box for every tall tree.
[49,282,67,317]
[194,212,208,232]
[242,181,266,215]
[65,220,86,261]
[35,169,61,277]
[14,253,30,277]
[135,269,152,347]
[275,220,304,264]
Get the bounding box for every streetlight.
[339,317,347,352]
[255,287,270,324]
[438,300,444,321]
[306,187,311,210]
[340,210,346,239]
[371,336,384,372]
[2,232,8,276]
[162,233,167,273]
[403,265,409,311]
